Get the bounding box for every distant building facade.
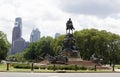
[12,17,22,44]
[9,17,29,55]
[30,28,40,42]
[14,17,22,37]
[55,33,60,38]
[12,38,25,54]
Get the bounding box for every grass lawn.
[0,63,7,71]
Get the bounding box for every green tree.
[74,29,120,64]
[7,52,25,62]
[24,42,37,61]
[36,36,54,57]
[107,40,120,64]
[52,35,65,55]
[24,36,54,61]
[0,31,10,61]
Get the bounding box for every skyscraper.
[30,28,40,42]
[12,38,25,54]
[12,26,21,44]
[12,17,22,44]
[15,17,22,37]
[9,17,29,55]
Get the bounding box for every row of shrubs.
[115,65,120,69]
[12,63,94,70]
[13,63,39,69]
[46,65,87,70]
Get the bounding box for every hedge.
[13,63,39,69]
[13,63,92,70]
[43,65,87,70]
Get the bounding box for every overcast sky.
[0,0,120,43]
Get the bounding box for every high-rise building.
[30,28,40,42]
[12,17,22,44]
[12,38,25,54]
[55,33,60,38]
[12,26,21,44]
[15,17,22,37]
[9,17,29,55]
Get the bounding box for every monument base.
[68,58,83,61]
[63,49,81,58]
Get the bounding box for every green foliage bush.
[78,66,87,70]
[0,31,10,61]
[115,65,120,69]
[40,66,46,69]
[12,63,93,70]
[47,65,54,70]
[87,67,94,70]
[13,63,39,69]
[13,64,30,69]
[46,65,87,70]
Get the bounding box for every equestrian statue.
[66,18,75,34]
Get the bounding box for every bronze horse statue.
[66,18,75,34]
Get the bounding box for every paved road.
[0,72,120,77]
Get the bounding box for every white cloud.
[0,0,120,43]
[58,0,120,17]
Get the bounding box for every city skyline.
[0,0,120,43]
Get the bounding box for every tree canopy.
[74,29,120,63]
[0,31,10,61]
[24,36,54,61]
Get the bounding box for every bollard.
[75,65,77,71]
[94,65,97,71]
[53,64,56,71]
[31,62,34,71]
[6,63,9,71]
[112,64,115,71]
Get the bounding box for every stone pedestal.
[62,33,81,58]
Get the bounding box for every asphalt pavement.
[0,72,120,77]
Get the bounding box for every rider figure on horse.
[66,18,75,34]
